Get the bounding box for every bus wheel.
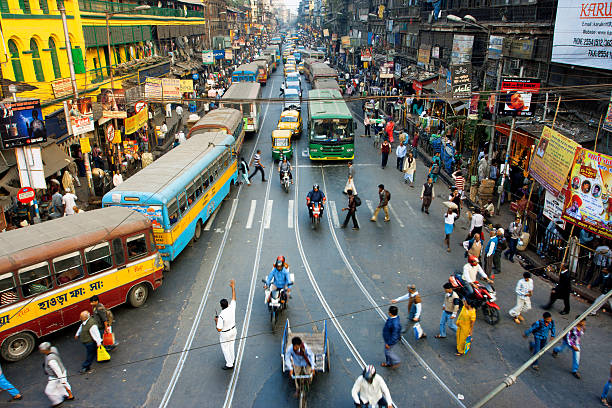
[128,283,149,308]
[194,220,202,241]
[1,332,35,362]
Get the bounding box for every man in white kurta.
[215,280,237,370]
[39,342,73,406]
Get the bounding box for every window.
[18,0,30,13]
[195,175,203,197]
[19,262,52,297]
[85,242,113,275]
[8,40,24,82]
[38,0,48,13]
[48,37,61,79]
[0,273,19,306]
[187,182,196,206]
[112,238,125,266]
[203,171,210,189]
[127,234,147,260]
[53,252,84,285]
[167,199,179,225]
[178,192,187,214]
[30,38,45,82]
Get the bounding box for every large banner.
[451,34,474,64]
[497,78,540,117]
[65,97,94,136]
[179,79,194,94]
[562,148,612,239]
[529,126,580,196]
[551,0,612,71]
[0,100,46,149]
[124,106,148,135]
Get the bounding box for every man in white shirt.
[165,102,172,118]
[74,311,102,373]
[175,105,183,120]
[62,189,78,216]
[395,143,407,171]
[160,121,168,140]
[469,208,484,238]
[215,279,237,370]
[351,365,394,408]
[509,272,533,324]
[39,342,73,405]
[112,172,123,187]
[177,129,186,145]
[462,256,491,297]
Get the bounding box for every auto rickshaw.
[272,129,293,161]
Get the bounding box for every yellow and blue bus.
[102,132,237,268]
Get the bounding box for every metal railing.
[78,0,203,18]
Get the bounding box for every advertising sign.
[497,78,540,117]
[451,64,471,98]
[417,47,431,65]
[468,93,480,120]
[144,77,163,99]
[432,46,440,59]
[341,36,351,48]
[323,28,329,37]
[361,49,372,62]
[488,35,504,60]
[162,78,181,100]
[379,62,394,79]
[179,79,194,94]
[202,50,214,64]
[562,148,612,239]
[604,92,612,132]
[544,190,567,230]
[551,0,612,71]
[0,100,47,149]
[225,49,233,60]
[451,34,474,64]
[529,126,581,196]
[15,146,45,188]
[412,80,422,96]
[64,97,94,135]
[99,88,127,120]
[124,106,148,135]
[51,78,73,99]
[213,49,225,60]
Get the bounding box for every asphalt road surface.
[5,63,612,408]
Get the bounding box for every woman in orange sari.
[456,300,476,356]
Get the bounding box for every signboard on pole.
[544,190,567,230]
[323,28,329,37]
[562,148,612,239]
[202,50,214,64]
[64,97,94,136]
[51,78,73,99]
[451,34,474,64]
[16,186,35,204]
[0,100,47,149]
[15,146,45,189]
[451,64,471,98]
[179,79,194,94]
[497,78,540,117]
[468,93,480,120]
[105,123,115,143]
[225,49,233,60]
[417,47,430,65]
[125,106,148,135]
[529,126,581,196]
[341,36,351,48]
[551,0,612,71]
[360,49,372,62]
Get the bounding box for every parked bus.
[221,82,261,134]
[307,88,356,160]
[102,132,237,267]
[309,63,337,83]
[313,78,340,91]
[231,63,258,82]
[0,206,163,361]
[188,108,245,153]
[252,59,268,84]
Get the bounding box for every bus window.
[209,174,214,185]
[0,273,18,306]
[112,238,125,266]
[178,193,187,214]
[53,252,84,286]
[168,199,179,225]
[195,176,203,197]
[19,262,52,297]
[127,234,147,260]
[187,182,196,206]
[223,152,229,168]
[85,242,113,276]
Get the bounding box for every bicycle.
[292,374,312,408]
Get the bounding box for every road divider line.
[203,206,219,231]
[387,203,404,228]
[264,200,273,229]
[245,200,257,229]
[288,199,294,229]
[329,200,340,228]
[366,199,375,216]
[321,171,467,408]
[404,200,418,218]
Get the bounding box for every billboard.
[51,78,72,99]
[529,126,581,196]
[417,47,431,65]
[145,77,163,99]
[451,64,471,98]
[451,34,474,64]
[562,148,612,239]
[162,78,181,100]
[497,78,540,117]
[551,0,612,71]
[64,97,94,136]
[202,50,214,64]
[0,100,47,149]
[99,89,127,119]
[544,190,567,230]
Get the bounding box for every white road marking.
[366,199,375,216]
[203,207,219,231]
[404,200,419,218]
[329,200,340,228]
[288,199,294,229]
[387,203,404,228]
[245,200,257,229]
[321,172,467,408]
[264,200,273,229]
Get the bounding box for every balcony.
[78,0,204,18]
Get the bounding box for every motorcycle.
[281,170,291,193]
[448,274,501,325]
[261,275,294,329]
[310,202,322,229]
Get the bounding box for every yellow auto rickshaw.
[272,129,293,161]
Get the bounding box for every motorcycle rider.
[278,156,293,184]
[306,184,326,219]
[351,365,394,408]
[264,257,292,304]
[459,255,493,298]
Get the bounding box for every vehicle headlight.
[346,148,354,152]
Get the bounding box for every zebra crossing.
[205,198,439,232]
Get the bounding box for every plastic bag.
[464,335,472,354]
[413,322,424,340]
[97,345,110,362]
[103,330,115,347]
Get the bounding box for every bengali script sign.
[124,106,148,135]
[529,126,580,196]
[562,148,612,239]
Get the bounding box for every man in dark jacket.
[543,265,571,315]
[371,184,390,222]
[341,189,359,230]
[381,306,401,368]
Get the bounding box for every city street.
[4,64,611,408]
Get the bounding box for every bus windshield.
[312,119,352,142]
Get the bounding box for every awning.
[42,143,73,178]
[176,0,203,5]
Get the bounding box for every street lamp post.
[105,5,150,174]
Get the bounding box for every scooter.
[310,202,322,229]
[281,170,291,193]
[261,275,294,330]
[448,274,501,325]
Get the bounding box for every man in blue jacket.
[264,258,291,303]
[381,306,401,368]
[523,312,556,371]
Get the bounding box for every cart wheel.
[325,339,331,373]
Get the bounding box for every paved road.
[5,64,611,408]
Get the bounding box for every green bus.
[307,89,356,160]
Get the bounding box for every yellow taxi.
[284,63,297,76]
[298,61,305,73]
[277,109,302,139]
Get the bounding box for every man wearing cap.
[62,188,78,216]
[39,342,73,406]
